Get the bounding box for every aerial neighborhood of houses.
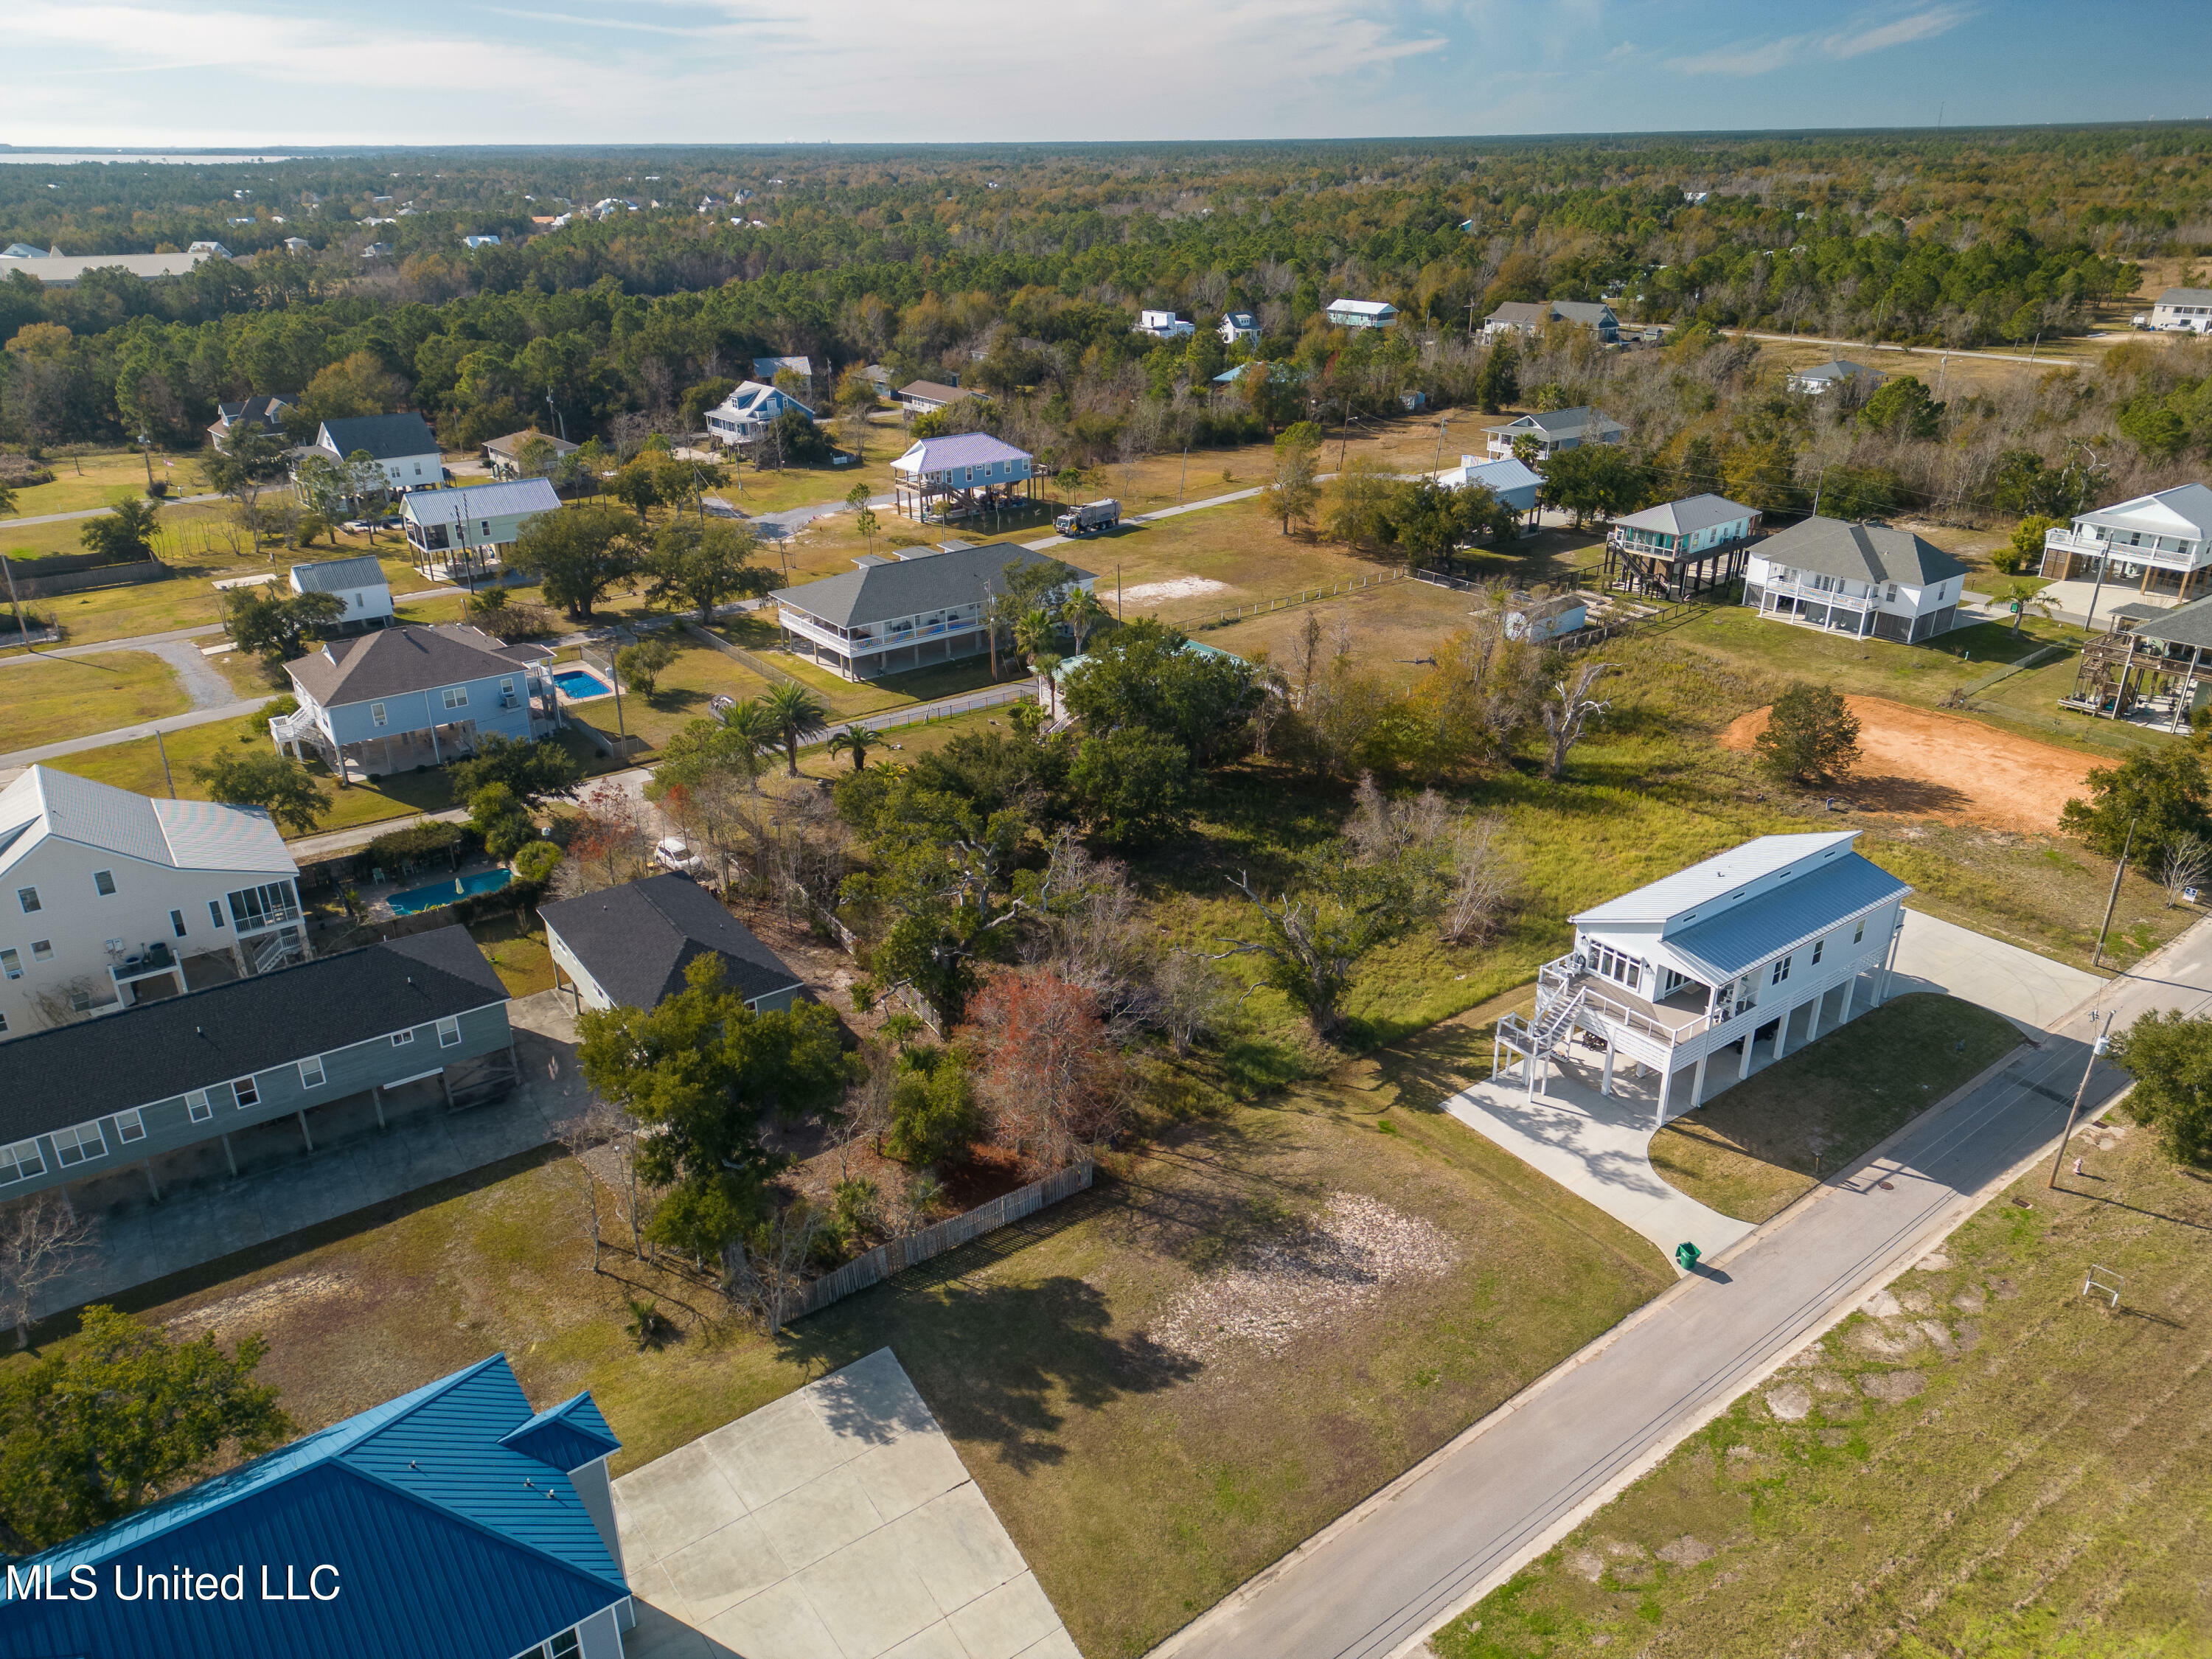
[6,111,2212,1659]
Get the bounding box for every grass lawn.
[29,1061,1666,1659]
[0,650,187,750]
[1433,1114,2212,1659]
[1,447,176,516]
[1647,994,2023,1223]
[767,647,1005,717]
[467,911,555,997]
[46,710,458,839]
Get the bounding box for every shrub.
[512,840,561,884]
[1992,515,2059,576]
[366,820,462,870]
[1753,682,1862,787]
[883,1046,978,1167]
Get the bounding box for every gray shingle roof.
[538,875,801,1008]
[1613,493,1759,537]
[2129,596,2212,650]
[291,556,389,594]
[285,624,546,708]
[773,543,1092,630]
[318,412,441,462]
[0,927,506,1141]
[1756,516,1968,587]
[2157,288,2212,307]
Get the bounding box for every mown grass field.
[0,649,187,749]
[28,1063,1666,1659]
[1649,994,2023,1223]
[1433,1115,2212,1659]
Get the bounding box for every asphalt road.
[1152,922,2212,1659]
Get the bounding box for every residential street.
[1151,921,2212,1659]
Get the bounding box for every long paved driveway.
[1152,922,2212,1659]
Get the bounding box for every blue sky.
[6,1,2208,148]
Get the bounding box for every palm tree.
[826,727,875,771]
[1060,588,1108,655]
[1012,605,1056,669]
[761,681,829,776]
[714,698,779,782]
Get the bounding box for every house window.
[437,1015,462,1048]
[442,686,469,709]
[51,1123,107,1167]
[518,1631,582,1659]
[94,871,116,897]
[1588,945,1643,992]
[114,1109,146,1144]
[0,1140,45,1186]
[31,942,52,962]
[1854,917,1866,944]
[299,1055,327,1088]
[171,908,188,938]
[229,883,299,931]
[186,1090,213,1123]
[1812,939,1824,964]
[0,950,18,980]
[210,900,227,929]
[1771,955,1792,984]
[481,521,490,537]
[16,887,38,914]
[392,1028,416,1046]
[372,702,388,727]
[233,1077,260,1110]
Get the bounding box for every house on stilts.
[1494,832,1910,1125]
[1603,493,1762,601]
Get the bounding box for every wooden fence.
[791,883,947,1032]
[781,1158,1096,1323]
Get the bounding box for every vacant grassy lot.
[0,446,176,516]
[0,649,187,749]
[1433,1116,2212,1659]
[1648,995,2022,1223]
[30,1069,1666,1659]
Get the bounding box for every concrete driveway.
[615,1348,1077,1659]
[1888,907,2101,1032]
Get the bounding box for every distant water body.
[0,153,293,166]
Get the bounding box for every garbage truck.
[1054,498,1121,535]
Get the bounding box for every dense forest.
[3,126,2211,521]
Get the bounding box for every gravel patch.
[1656,1535,1714,1568]
[1151,1192,1460,1363]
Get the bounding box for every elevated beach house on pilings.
[2036,484,2212,606]
[888,433,1037,524]
[1744,516,1969,643]
[1603,493,1762,601]
[2061,593,2212,730]
[771,543,1094,681]
[1495,832,1910,1125]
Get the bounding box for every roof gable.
[1575,832,1860,926]
[0,766,293,884]
[291,555,390,593]
[1613,493,1758,536]
[501,1393,622,1472]
[402,478,561,526]
[2079,484,2212,541]
[1665,854,1910,981]
[319,411,440,462]
[893,433,1033,474]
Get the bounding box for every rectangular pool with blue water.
[388,868,512,916]
[553,668,611,700]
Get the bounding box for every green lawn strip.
[46,710,456,839]
[0,650,188,749]
[1648,994,2021,1223]
[26,1071,1665,1659]
[467,912,555,997]
[1,449,174,516]
[1433,1120,2212,1659]
[1,502,229,563]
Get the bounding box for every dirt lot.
[1720,694,2096,834]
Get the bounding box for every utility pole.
[1179,445,1188,505]
[155,729,175,798]
[1,552,29,653]
[1433,414,1450,476]
[2091,815,2138,968]
[2048,1010,2115,1189]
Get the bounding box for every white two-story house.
[2037,484,2212,605]
[1219,312,1262,348]
[1325,299,1398,330]
[1134,310,1195,341]
[1745,516,1969,644]
[289,554,394,636]
[1495,832,1911,1123]
[0,767,307,1037]
[2148,288,2212,334]
[1485,406,1626,462]
[703,380,814,448]
[303,412,445,493]
[272,624,559,781]
[772,543,1093,681]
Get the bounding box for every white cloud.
[1668,35,1808,77]
[1822,5,1975,59]
[1668,5,1975,80]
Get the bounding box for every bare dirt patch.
[1719,695,2096,833]
[1120,576,1229,604]
[1150,1192,1460,1363]
[165,1270,358,1340]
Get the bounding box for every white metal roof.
[1326,298,1397,317]
[400,478,560,526]
[1573,832,1860,926]
[1613,493,1758,536]
[892,434,1034,476]
[0,767,295,881]
[2078,484,2212,543]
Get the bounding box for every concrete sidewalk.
[616,1348,1077,1659]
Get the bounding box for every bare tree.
[2161,832,2211,909]
[1441,815,1512,945]
[721,1200,825,1333]
[30,977,102,1032]
[1541,660,1612,780]
[553,1102,634,1276]
[1154,951,1234,1054]
[0,1194,95,1347]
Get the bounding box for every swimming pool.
[388,868,512,916]
[552,668,611,700]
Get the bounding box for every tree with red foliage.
[967,971,1124,1167]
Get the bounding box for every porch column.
[1739,1031,1756,1078]
[1655,1061,1674,1127]
[1689,1051,1710,1111]
[298,1110,314,1152]
[1878,917,1903,1004]
[142,1161,161,1201]
[1840,973,1860,1023]
[221,1133,237,1176]
[1804,990,1823,1043]
[1600,1044,1615,1096]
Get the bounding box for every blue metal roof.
[1,1355,626,1659]
[501,1393,622,1472]
[1664,854,1908,981]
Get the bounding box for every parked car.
[1054,498,1121,535]
[653,837,703,877]
[343,518,373,534]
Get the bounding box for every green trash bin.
[1675,1241,1701,1272]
